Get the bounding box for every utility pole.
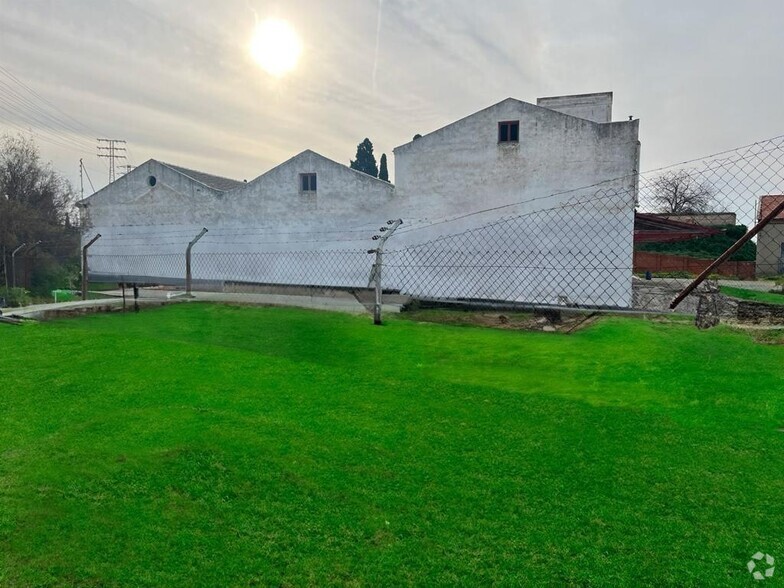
[79,158,84,200]
[97,138,127,184]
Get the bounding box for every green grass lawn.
[1,304,783,586]
[722,285,784,305]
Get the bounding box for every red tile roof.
[759,195,784,221]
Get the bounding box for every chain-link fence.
[631,135,784,314]
[83,135,784,320]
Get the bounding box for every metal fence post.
[10,242,26,289]
[23,241,42,291]
[186,228,208,297]
[368,219,402,325]
[670,199,784,309]
[81,234,101,300]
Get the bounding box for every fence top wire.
[89,248,371,258]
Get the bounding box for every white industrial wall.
[82,99,640,308]
[390,98,638,307]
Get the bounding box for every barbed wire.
[70,132,784,316]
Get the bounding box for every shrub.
[0,287,31,308]
[636,225,755,261]
[30,258,79,297]
[724,224,748,240]
[650,271,695,279]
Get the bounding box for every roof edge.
[393,96,632,153]
[238,149,394,190]
[158,161,243,192]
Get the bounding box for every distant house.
[632,213,756,279]
[78,92,641,308]
[633,213,721,244]
[650,212,736,228]
[756,195,784,276]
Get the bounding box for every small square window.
[300,173,317,193]
[498,121,519,143]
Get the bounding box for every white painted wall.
[82,97,640,308]
[757,222,784,276]
[394,98,637,211]
[82,153,396,288]
[390,98,639,307]
[81,160,229,228]
[536,92,614,124]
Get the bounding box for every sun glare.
[250,18,302,77]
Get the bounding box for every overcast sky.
[1,0,783,193]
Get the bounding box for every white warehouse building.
[79,92,640,308]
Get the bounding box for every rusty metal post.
[185,228,208,297]
[368,219,402,325]
[23,241,42,292]
[81,234,101,300]
[670,199,784,309]
[82,233,101,300]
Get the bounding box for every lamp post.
[11,242,26,289]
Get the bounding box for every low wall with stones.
[735,300,784,324]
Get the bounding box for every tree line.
[0,134,79,303]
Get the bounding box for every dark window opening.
[300,173,317,193]
[148,175,157,187]
[498,121,519,143]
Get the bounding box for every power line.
[0,65,101,137]
[0,64,112,195]
[0,81,95,147]
[0,68,97,152]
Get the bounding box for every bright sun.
[250,18,302,77]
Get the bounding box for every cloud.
[1,0,784,193]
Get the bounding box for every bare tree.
[649,169,714,213]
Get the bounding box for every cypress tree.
[379,153,389,182]
[350,138,378,177]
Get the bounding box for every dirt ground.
[398,308,601,333]
[724,322,784,345]
[399,307,784,344]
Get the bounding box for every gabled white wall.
[225,150,395,222]
[83,97,641,308]
[390,98,639,307]
[394,98,638,214]
[81,160,227,226]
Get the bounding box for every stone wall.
[735,300,784,324]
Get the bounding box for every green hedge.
[636,225,756,261]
